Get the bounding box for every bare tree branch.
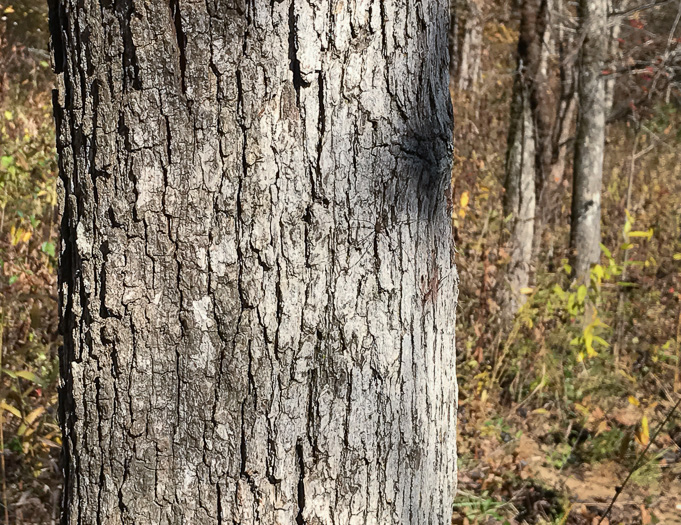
[609,0,675,18]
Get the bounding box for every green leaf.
[41,241,56,257]
[14,370,45,386]
[600,243,613,259]
[552,284,566,300]
[4,369,45,386]
[594,335,610,348]
[577,285,587,304]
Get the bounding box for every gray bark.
[570,0,607,281]
[604,0,628,115]
[49,0,458,524]
[456,0,482,92]
[499,0,548,319]
[549,4,576,191]
[501,83,535,318]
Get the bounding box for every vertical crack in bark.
[47,0,65,74]
[115,0,141,90]
[216,483,223,525]
[295,442,306,525]
[288,0,303,106]
[316,71,325,184]
[379,0,387,56]
[169,0,187,94]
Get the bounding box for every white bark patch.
[192,296,214,331]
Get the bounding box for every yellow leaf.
[532,408,549,415]
[673,253,681,261]
[17,406,46,437]
[519,287,534,295]
[3,5,14,13]
[0,401,21,419]
[636,415,650,446]
[575,403,589,417]
[21,229,32,243]
[460,191,469,209]
[596,420,610,436]
[628,395,640,406]
[576,351,585,363]
[628,229,653,239]
[24,406,45,426]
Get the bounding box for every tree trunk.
[499,0,547,319]
[570,0,607,281]
[456,0,483,92]
[49,0,458,523]
[449,0,459,80]
[549,0,577,189]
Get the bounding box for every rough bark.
[49,0,458,524]
[570,0,607,281]
[499,0,547,319]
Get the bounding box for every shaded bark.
[450,1,459,79]
[50,0,458,523]
[570,0,608,281]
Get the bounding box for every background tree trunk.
[450,1,459,80]
[50,0,458,523]
[548,0,577,189]
[456,0,483,92]
[570,0,608,281]
[499,0,547,319]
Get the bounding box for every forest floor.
[454,400,681,524]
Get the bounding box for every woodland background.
[1,0,681,523]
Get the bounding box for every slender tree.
[570,0,608,281]
[456,0,483,92]
[49,0,458,523]
[499,0,548,319]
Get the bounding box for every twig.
[674,312,681,393]
[648,0,681,99]
[597,395,681,524]
[0,306,8,525]
[613,131,639,369]
[609,0,675,18]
